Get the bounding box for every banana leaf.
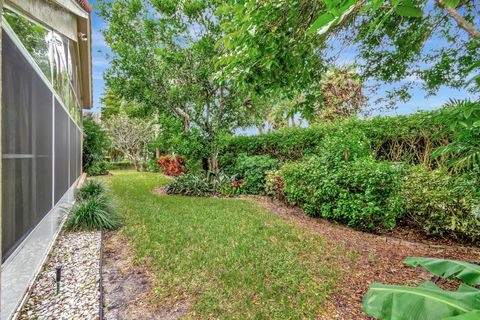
[404,257,480,285]
[443,310,480,320]
[362,282,480,320]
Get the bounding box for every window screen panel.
[54,100,70,204]
[77,128,82,178]
[34,75,53,219]
[2,29,53,260]
[69,120,77,185]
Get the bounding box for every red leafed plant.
[157,155,187,176]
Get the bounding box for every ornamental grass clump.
[66,180,120,231]
[75,180,107,201]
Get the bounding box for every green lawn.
[104,171,340,319]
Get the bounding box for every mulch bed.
[254,197,480,319]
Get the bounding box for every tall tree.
[97,0,253,172]
[217,0,479,106]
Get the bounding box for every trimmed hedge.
[223,154,280,195]
[403,165,480,244]
[220,111,449,168]
[281,156,405,230]
[109,160,134,170]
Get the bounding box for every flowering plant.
[157,155,187,176]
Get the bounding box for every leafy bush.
[147,158,160,172]
[83,114,110,172]
[315,126,371,162]
[165,173,213,196]
[75,180,107,201]
[265,170,285,200]
[282,156,405,230]
[65,194,120,231]
[220,110,449,168]
[108,160,134,170]
[403,165,480,244]
[363,256,480,319]
[224,154,280,195]
[67,180,120,231]
[157,155,187,176]
[431,99,480,171]
[86,161,109,176]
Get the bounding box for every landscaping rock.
[19,231,101,320]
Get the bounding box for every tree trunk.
[132,159,139,171]
[436,0,480,39]
[208,151,219,174]
[155,147,160,159]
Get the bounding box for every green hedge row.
[220,111,449,168]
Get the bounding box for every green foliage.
[108,160,134,170]
[432,99,480,171]
[86,161,109,176]
[265,170,285,201]
[75,180,107,201]
[402,165,480,244]
[282,156,404,230]
[147,158,160,173]
[83,115,110,172]
[362,257,480,320]
[225,154,280,195]
[315,126,371,162]
[97,0,255,172]
[221,126,326,163]
[216,0,326,95]
[218,0,479,106]
[105,171,338,318]
[363,281,480,320]
[165,173,213,197]
[66,194,120,231]
[67,182,119,231]
[404,257,480,285]
[221,111,447,167]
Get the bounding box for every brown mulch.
[253,197,480,319]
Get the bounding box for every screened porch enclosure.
[1,16,82,261]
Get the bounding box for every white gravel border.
[19,231,101,320]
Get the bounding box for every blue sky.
[88,0,476,117]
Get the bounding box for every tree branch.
[436,0,480,39]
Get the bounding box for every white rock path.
[19,231,101,320]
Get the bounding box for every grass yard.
[103,171,341,319]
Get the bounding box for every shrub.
[75,180,107,201]
[147,158,160,172]
[109,160,134,170]
[220,110,449,168]
[86,161,109,176]
[82,114,110,172]
[165,173,213,196]
[65,194,120,231]
[282,156,405,230]
[224,154,280,195]
[157,155,187,176]
[265,170,285,200]
[403,165,480,244]
[315,126,371,163]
